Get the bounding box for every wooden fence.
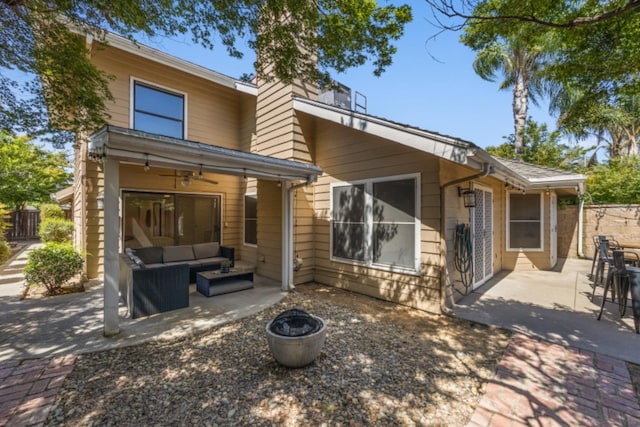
[5,210,40,241]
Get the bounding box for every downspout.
[283,175,317,291]
[577,194,585,258]
[438,163,493,314]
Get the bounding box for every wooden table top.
[619,242,640,250]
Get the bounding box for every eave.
[88,126,322,182]
[293,97,483,169]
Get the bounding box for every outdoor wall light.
[458,187,477,208]
[96,192,104,210]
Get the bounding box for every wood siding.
[292,184,315,284]
[90,44,246,149]
[310,118,442,313]
[78,43,253,278]
[254,78,317,162]
[256,180,282,281]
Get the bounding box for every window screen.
[331,176,418,271]
[509,193,542,250]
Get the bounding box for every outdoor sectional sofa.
[119,242,235,318]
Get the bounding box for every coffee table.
[196,268,254,297]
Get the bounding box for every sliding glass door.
[123,191,221,249]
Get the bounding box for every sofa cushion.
[134,246,163,265]
[192,242,220,259]
[195,257,228,267]
[163,245,195,263]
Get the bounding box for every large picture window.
[508,193,543,251]
[331,174,419,272]
[244,194,257,245]
[133,81,185,139]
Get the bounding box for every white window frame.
[329,173,421,275]
[243,192,257,247]
[130,77,188,139]
[506,191,544,252]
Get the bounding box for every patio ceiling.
[88,126,322,182]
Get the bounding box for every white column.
[103,158,120,336]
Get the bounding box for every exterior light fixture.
[181,176,191,187]
[144,154,150,172]
[458,186,477,208]
[96,192,104,210]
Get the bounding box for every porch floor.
[0,249,285,362]
[453,257,640,364]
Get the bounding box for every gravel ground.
[46,283,510,426]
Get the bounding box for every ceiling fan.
[158,170,219,187]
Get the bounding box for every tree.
[425,0,640,30]
[586,156,640,204]
[554,90,640,160]
[426,1,640,141]
[0,132,72,210]
[486,118,589,172]
[464,33,551,154]
[1,0,412,145]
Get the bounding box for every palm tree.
[553,87,639,160]
[471,37,550,155]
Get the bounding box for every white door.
[472,186,494,289]
[550,192,558,268]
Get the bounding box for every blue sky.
[139,0,557,149]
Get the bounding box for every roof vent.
[319,81,351,110]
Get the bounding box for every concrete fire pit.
[266,309,327,368]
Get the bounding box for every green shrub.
[39,218,74,243]
[0,203,10,238]
[0,240,10,264]
[40,203,65,221]
[24,243,83,295]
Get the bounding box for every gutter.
[577,195,586,258]
[438,163,494,314]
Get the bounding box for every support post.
[103,158,120,336]
[282,182,293,291]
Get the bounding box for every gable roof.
[83,27,584,194]
[293,97,585,194]
[87,31,258,95]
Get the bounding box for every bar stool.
[589,235,608,281]
[606,250,640,334]
[592,240,615,301]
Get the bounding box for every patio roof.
[88,126,322,182]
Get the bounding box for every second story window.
[133,81,185,139]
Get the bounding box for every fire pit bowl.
[266,309,327,368]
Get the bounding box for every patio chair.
[614,250,638,316]
[599,250,640,334]
[589,235,607,280]
[592,240,616,302]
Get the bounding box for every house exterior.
[68,31,586,335]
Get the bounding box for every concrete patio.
[0,243,286,362]
[453,257,640,364]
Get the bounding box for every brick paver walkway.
[468,333,640,426]
[0,355,75,427]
